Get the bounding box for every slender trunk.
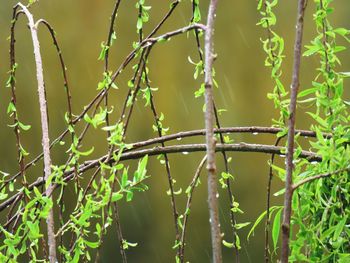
[281,1,307,262]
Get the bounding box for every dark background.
[0,1,349,262]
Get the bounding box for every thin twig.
[292,167,350,191]
[179,156,207,262]
[265,137,282,262]
[142,63,180,258]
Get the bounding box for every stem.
[265,137,282,262]
[0,142,321,215]
[204,0,222,261]
[17,3,57,263]
[281,1,306,262]
[292,167,350,191]
[179,156,207,262]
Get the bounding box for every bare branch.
[17,3,57,262]
[204,0,222,261]
[281,1,307,262]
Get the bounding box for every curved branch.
[292,167,350,191]
[0,142,320,214]
[17,3,57,262]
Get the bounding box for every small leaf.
[272,208,282,251]
[222,240,234,248]
[111,192,123,202]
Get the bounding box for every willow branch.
[204,0,222,261]
[17,3,57,262]
[292,167,350,191]
[179,156,207,262]
[281,1,307,262]
[0,142,320,214]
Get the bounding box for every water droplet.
[279,154,286,158]
[311,161,318,165]
[216,193,219,198]
[177,137,182,141]
[182,152,189,155]
[253,132,259,135]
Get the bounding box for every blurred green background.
[0,0,349,262]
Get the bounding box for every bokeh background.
[0,0,349,262]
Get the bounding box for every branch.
[17,3,57,263]
[281,0,307,262]
[292,167,350,191]
[5,126,325,188]
[0,142,320,214]
[179,156,207,262]
[204,0,222,261]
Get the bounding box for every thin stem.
[291,167,350,191]
[142,65,180,258]
[265,137,282,263]
[179,156,207,262]
[281,1,307,262]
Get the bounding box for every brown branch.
[204,0,222,261]
[281,1,307,262]
[17,3,57,262]
[179,156,207,262]
[2,125,326,189]
[265,137,282,262]
[142,64,181,257]
[292,167,350,191]
[0,142,320,214]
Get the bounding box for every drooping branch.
[281,0,307,262]
[17,3,57,263]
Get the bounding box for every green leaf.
[111,192,123,202]
[235,222,251,230]
[136,17,143,30]
[85,240,99,248]
[333,215,347,241]
[272,208,282,251]
[248,210,267,240]
[222,240,234,248]
[248,206,281,240]
[18,122,31,131]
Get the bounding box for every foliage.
[0,0,349,262]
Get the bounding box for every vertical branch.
[179,156,207,262]
[142,66,180,258]
[281,0,307,262]
[191,2,239,259]
[102,1,128,260]
[17,3,57,263]
[8,7,27,193]
[204,0,222,262]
